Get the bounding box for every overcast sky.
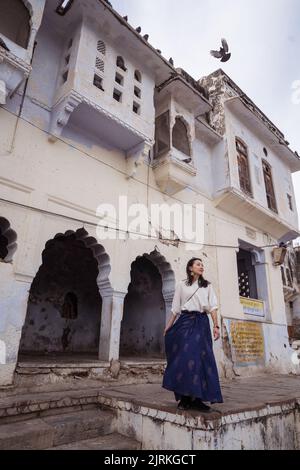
[113,0,300,231]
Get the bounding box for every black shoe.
[177,396,191,410]
[191,398,211,412]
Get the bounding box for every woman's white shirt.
[171,279,218,316]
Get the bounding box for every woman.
[162,257,223,411]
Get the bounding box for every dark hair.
[185,257,210,288]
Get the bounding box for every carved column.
[98,285,126,362]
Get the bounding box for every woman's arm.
[208,284,220,341]
[210,308,220,341]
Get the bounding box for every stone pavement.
[105,373,300,416]
[1,372,300,417]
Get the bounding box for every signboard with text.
[240,297,265,317]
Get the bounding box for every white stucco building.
[1,0,300,387]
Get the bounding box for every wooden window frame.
[236,138,253,197]
[262,159,278,213]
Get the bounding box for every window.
[62,70,69,83]
[95,40,105,74]
[115,72,124,86]
[97,40,106,56]
[95,57,105,73]
[133,101,140,115]
[154,111,171,158]
[61,38,73,85]
[262,160,277,213]
[93,74,104,91]
[113,88,122,102]
[134,70,142,82]
[287,194,293,211]
[236,138,252,196]
[134,86,141,99]
[116,56,127,72]
[237,249,258,299]
[172,117,191,157]
[0,0,31,49]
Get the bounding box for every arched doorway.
[120,250,175,359]
[19,228,111,359]
[0,216,17,262]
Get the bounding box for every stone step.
[0,408,115,450]
[0,388,102,422]
[50,433,142,450]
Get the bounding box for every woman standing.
[162,257,223,411]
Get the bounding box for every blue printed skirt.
[162,310,224,404]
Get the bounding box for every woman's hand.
[163,327,170,337]
[213,326,220,341]
[164,313,177,336]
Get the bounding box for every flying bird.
[210,38,231,62]
[0,37,10,52]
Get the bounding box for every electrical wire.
[0,99,285,250]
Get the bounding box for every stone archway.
[119,249,175,359]
[19,227,112,359]
[0,216,17,263]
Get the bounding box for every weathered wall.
[20,234,102,354]
[120,256,166,358]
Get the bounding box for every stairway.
[0,408,141,450]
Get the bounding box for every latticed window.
[236,138,252,196]
[97,40,106,55]
[262,160,277,213]
[95,57,105,73]
[94,39,105,90]
[154,111,171,158]
[172,117,191,157]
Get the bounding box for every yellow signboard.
[240,297,265,317]
[229,320,265,367]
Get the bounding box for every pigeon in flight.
[0,37,10,52]
[210,38,231,62]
